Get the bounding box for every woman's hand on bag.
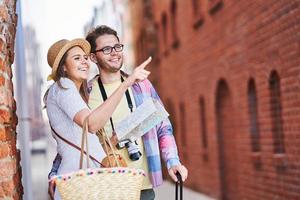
[48,180,55,200]
[168,164,188,182]
[125,57,151,87]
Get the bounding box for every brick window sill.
[202,149,209,162]
[273,153,288,172]
[251,152,262,170]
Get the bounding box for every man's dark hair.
[86,25,120,52]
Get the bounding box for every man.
[48,25,187,200]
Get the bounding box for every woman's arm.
[74,57,152,132]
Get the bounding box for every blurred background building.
[129,0,300,199]
[23,26,45,144]
[2,0,300,199]
[84,0,136,76]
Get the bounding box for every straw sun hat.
[47,38,91,81]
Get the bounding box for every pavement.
[31,152,50,200]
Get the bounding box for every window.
[192,0,200,15]
[199,97,208,148]
[215,80,238,199]
[136,34,142,64]
[141,30,147,61]
[208,0,223,15]
[170,0,180,48]
[269,71,285,154]
[199,97,208,161]
[179,102,187,146]
[247,79,261,152]
[153,22,161,64]
[161,12,169,56]
[191,0,204,29]
[136,30,147,64]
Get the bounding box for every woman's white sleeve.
[56,81,88,121]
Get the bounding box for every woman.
[45,38,150,199]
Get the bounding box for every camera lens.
[127,141,142,161]
[129,152,142,161]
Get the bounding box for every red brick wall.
[130,0,300,199]
[0,0,23,199]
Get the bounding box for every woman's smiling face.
[64,46,90,85]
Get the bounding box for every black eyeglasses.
[93,44,124,55]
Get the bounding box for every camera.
[117,139,142,161]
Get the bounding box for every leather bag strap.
[98,128,120,167]
[79,118,90,169]
[50,124,105,167]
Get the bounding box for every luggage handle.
[175,172,183,200]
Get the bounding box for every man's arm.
[145,79,188,182]
[142,79,180,166]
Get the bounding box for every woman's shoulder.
[47,78,77,99]
[51,78,76,91]
[58,78,77,89]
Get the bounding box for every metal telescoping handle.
[175,172,183,200]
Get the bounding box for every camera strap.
[97,76,133,132]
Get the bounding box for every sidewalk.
[31,135,57,200]
[155,181,215,200]
[31,152,50,200]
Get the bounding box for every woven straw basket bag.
[51,119,145,200]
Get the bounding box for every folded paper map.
[115,98,169,141]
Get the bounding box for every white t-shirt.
[46,78,105,174]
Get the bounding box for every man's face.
[91,34,123,73]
